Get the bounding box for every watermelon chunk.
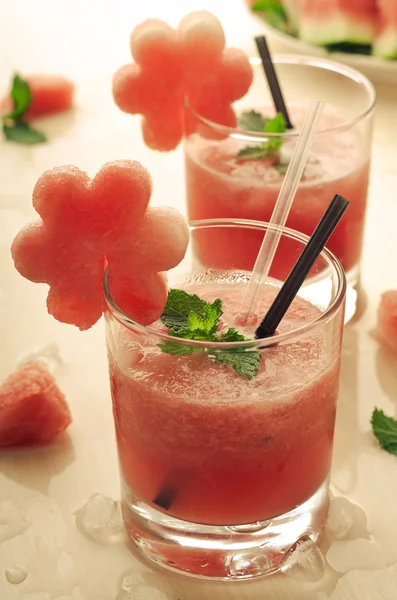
[1,74,74,119]
[11,160,189,330]
[298,0,377,47]
[112,11,253,151]
[376,291,397,353]
[0,361,71,447]
[373,0,397,59]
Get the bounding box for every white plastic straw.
[241,100,324,321]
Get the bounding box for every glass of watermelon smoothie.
[184,55,375,322]
[104,218,346,580]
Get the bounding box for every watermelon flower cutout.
[11,160,189,330]
[112,11,253,151]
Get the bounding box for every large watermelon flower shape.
[11,160,189,330]
[112,11,253,151]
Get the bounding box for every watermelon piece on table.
[1,74,74,119]
[0,361,71,447]
[376,291,397,353]
[298,0,377,48]
[373,0,397,59]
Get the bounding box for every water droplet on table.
[75,494,125,544]
[5,567,27,584]
[0,501,30,544]
[280,535,325,582]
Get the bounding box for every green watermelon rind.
[299,18,375,47]
[373,30,397,60]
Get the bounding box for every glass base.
[121,478,330,580]
[345,264,365,325]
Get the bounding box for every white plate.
[248,9,397,87]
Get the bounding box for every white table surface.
[1,2,397,599]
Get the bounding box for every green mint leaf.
[262,112,286,153]
[237,112,286,161]
[2,121,47,145]
[264,112,286,134]
[238,110,268,132]
[212,347,261,380]
[6,74,32,119]
[160,289,208,332]
[158,340,194,356]
[275,163,289,175]
[371,408,397,456]
[187,298,222,335]
[237,145,272,161]
[159,290,261,378]
[219,328,247,342]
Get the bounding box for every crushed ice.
[115,586,169,600]
[325,496,368,541]
[74,494,125,544]
[280,535,325,582]
[16,342,63,374]
[116,572,171,600]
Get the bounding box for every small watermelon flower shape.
[112,11,253,151]
[11,160,189,330]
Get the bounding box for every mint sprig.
[371,408,397,456]
[159,289,261,380]
[237,112,286,161]
[3,121,46,144]
[238,110,269,132]
[2,73,47,145]
[6,74,31,119]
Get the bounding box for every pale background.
[0,1,397,599]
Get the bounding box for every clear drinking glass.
[104,219,346,580]
[184,56,375,321]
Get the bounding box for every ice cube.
[326,538,386,574]
[74,494,125,544]
[280,535,325,582]
[16,342,63,374]
[115,585,169,600]
[325,496,355,540]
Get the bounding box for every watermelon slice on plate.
[298,0,377,51]
[247,0,397,85]
[0,361,71,447]
[374,0,397,59]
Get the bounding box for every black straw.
[255,194,349,340]
[153,473,182,510]
[255,35,293,129]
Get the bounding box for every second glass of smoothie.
[184,55,375,320]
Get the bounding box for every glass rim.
[103,218,346,350]
[184,54,376,142]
